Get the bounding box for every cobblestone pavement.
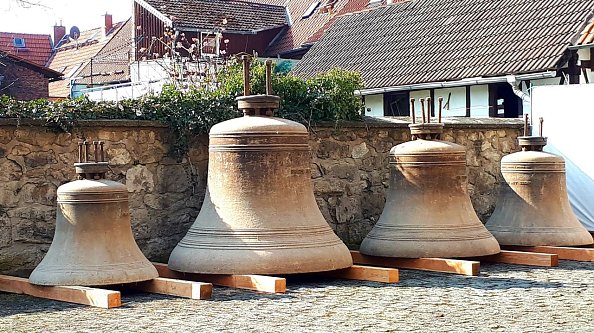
[1,260,594,333]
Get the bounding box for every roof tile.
[293,0,594,89]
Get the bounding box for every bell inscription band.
[486,116,593,246]
[29,141,158,286]
[168,57,352,274]
[360,97,500,258]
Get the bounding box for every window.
[384,91,410,116]
[201,33,219,56]
[13,37,26,48]
[302,2,321,19]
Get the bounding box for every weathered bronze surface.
[168,59,352,274]
[360,99,500,258]
[29,141,158,286]
[486,118,593,246]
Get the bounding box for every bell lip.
[28,264,159,286]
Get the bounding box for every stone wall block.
[126,165,155,193]
[107,146,133,166]
[24,150,57,168]
[18,182,57,205]
[0,159,23,181]
[156,164,191,193]
[351,142,369,159]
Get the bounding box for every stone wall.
[0,118,522,274]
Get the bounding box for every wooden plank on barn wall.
[465,85,471,117]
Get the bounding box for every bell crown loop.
[519,114,547,151]
[409,96,444,140]
[237,56,280,117]
[75,140,109,180]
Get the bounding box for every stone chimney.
[53,22,66,47]
[104,13,113,35]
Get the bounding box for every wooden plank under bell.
[153,263,286,293]
[130,277,213,300]
[318,265,400,283]
[472,250,558,267]
[350,251,479,276]
[0,275,121,308]
[503,245,594,262]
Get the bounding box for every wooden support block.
[153,263,286,293]
[0,275,121,308]
[472,250,558,267]
[131,277,213,300]
[350,251,479,276]
[318,265,399,283]
[503,245,594,262]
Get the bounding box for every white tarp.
[531,84,594,231]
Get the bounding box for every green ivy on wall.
[0,63,365,157]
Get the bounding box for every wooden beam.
[318,265,399,283]
[131,277,212,300]
[0,275,121,308]
[153,263,286,293]
[503,245,594,262]
[350,251,479,276]
[471,250,558,267]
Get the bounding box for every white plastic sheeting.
[531,84,594,231]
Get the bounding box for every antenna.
[69,26,80,40]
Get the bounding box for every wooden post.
[131,277,213,300]
[0,275,121,308]
[153,263,286,293]
[350,251,479,276]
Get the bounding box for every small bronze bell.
[167,58,352,274]
[486,116,593,246]
[360,97,500,258]
[29,141,158,286]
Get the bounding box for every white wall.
[364,94,384,117]
[532,84,594,230]
[470,85,489,117]
[434,86,467,117]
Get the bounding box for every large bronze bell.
[360,98,500,258]
[168,58,352,274]
[486,117,593,246]
[29,141,158,286]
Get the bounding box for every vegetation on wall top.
[0,60,365,156]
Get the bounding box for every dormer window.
[368,0,382,7]
[13,37,26,48]
[302,1,321,19]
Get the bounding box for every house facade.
[0,53,61,100]
[292,0,594,118]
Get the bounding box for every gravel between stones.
[2,261,594,333]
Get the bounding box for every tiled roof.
[265,0,373,57]
[47,20,128,98]
[292,0,594,89]
[0,32,53,66]
[577,17,594,45]
[76,19,133,85]
[1,52,62,78]
[142,0,287,32]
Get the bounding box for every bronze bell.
[486,116,593,246]
[167,58,352,274]
[360,97,500,258]
[29,141,158,286]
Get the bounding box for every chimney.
[53,22,66,47]
[104,13,113,35]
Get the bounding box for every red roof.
[0,32,53,67]
[265,0,373,57]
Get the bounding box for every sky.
[0,0,132,36]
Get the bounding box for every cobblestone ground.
[1,260,594,332]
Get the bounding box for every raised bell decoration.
[168,57,353,274]
[485,116,593,246]
[360,97,500,258]
[29,141,158,286]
